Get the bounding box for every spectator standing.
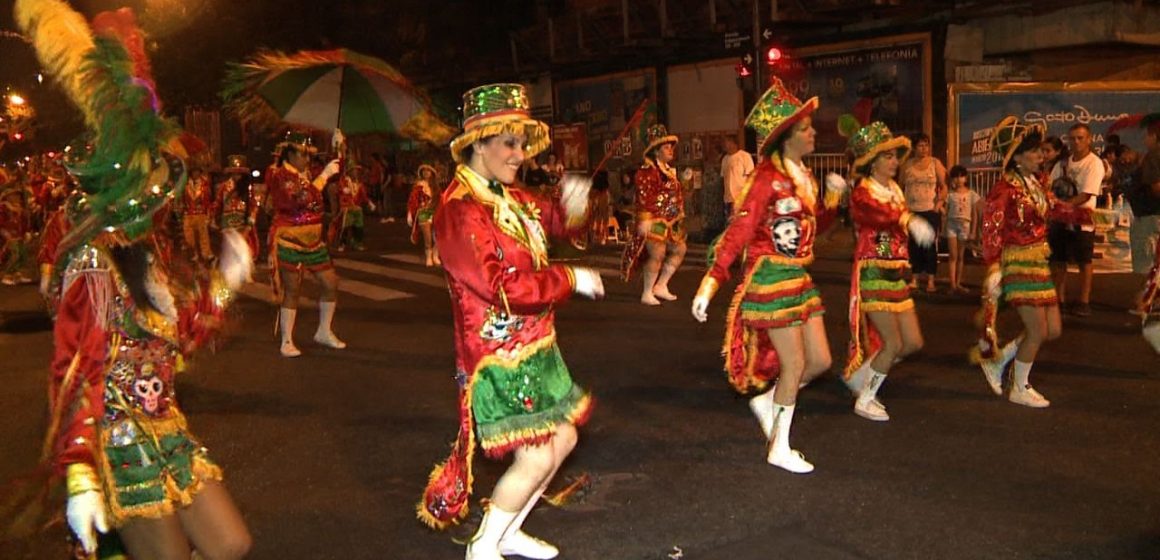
[899,133,947,292]
[1040,136,1068,180]
[1127,118,1160,280]
[944,165,980,293]
[720,135,754,217]
[1049,123,1105,316]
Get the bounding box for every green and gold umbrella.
[222,48,454,144]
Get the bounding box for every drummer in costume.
[15,2,254,557]
[407,163,441,266]
[974,117,1092,406]
[691,78,845,473]
[621,124,687,305]
[842,122,937,422]
[266,132,346,357]
[216,154,259,258]
[417,83,603,560]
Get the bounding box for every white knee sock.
[1012,360,1033,389]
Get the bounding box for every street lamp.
[8,94,25,106]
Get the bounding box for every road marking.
[235,282,316,308]
[336,278,414,301]
[381,253,425,265]
[333,258,447,289]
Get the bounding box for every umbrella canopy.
[222,49,455,145]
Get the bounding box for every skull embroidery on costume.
[771,217,802,257]
[134,375,164,414]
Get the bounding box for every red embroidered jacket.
[50,243,228,473]
[434,166,581,380]
[267,163,325,227]
[982,171,1090,266]
[408,181,435,219]
[181,176,214,216]
[338,177,369,210]
[851,177,910,262]
[634,161,683,223]
[708,158,834,284]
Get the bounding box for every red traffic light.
[12,132,23,141]
[736,63,752,77]
[765,47,783,64]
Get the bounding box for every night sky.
[2,0,540,149]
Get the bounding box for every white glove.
[219,229,254,290]
[560,173,592,223]
[67,490,108,554]
[571,267,605,300]
[692,295,710,323]
[824,172,848,197]
[983,270,1002,301]
[319,159,341,181]
[368,202,377,212]
[907,215,936,248]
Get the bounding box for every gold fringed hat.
[849,121,911,169]
[644,124,679,157]
[276,130,318,154]
[417,163,438,178]
[223,154,250,174]
[746,76,819,157]
[450,83,549,164]
[989,116,1045,169]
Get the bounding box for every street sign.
[762,27,774,41]
[723,30,752,51]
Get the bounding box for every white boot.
[424,248,435,267]
[748,386,776,440]
[499,490,558,560]
[314,301,347,349]
[652,262,679,301]
[765,403,814,473]
[279,308,301,357]
[854,371,889,421]
[979,337,1021,396]
[843,356,875,397]
[640,267,661,305]
[1008,360,1049,408]
[1144,321,1160,355]
[465,505,519,560]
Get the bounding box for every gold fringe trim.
[1001,242,1050,263]
[1008,289,1057,302]
[861,258,911,270]
[861,299,915,313]
[450,117,550,163]
[477,392,592,452]
[738,296,823,321]
[745,276,809,295]
[1003,264,1051,276]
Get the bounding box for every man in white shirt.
[720,135,754,217]
[1048,123,1105,317]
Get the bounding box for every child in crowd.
[945,165,980,293]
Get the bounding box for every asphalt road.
[2,221,1157,559]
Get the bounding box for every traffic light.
[11,132,22,141]
[765,46,783,65]
[737,53,754,78]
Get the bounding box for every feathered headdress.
[15,0,188,253]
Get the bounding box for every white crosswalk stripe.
[334,258,446,289]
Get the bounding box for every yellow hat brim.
[853,135,912,169]
[755,97,819,157]
[644,135,680,157]
[450,114,550,164]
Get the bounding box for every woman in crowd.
[417,83,603,560]
[843,122,936,421]
[899,133,946,293]
[691,79,844,473]
[407,164,441,266]
[974,116,1091,407]
[621,124,686,305]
